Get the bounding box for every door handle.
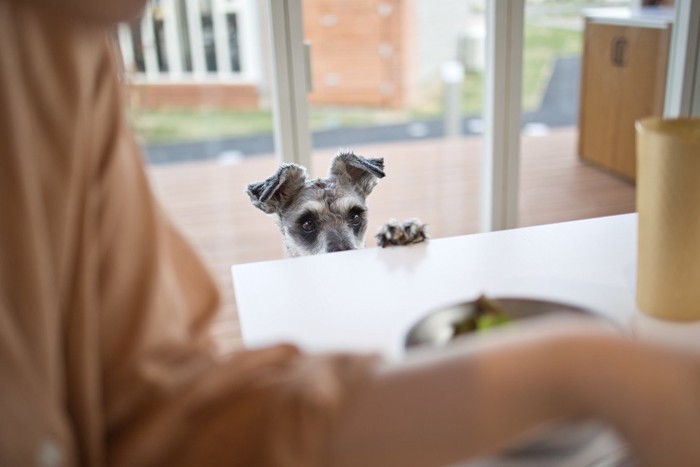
[611,36,627,67]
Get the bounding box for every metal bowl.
[405,296,595,350]
[405,296,613,461]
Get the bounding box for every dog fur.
[247,150,385,256]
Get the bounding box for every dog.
[247,149,427,256]
[247,150,383,256]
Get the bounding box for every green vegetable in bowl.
[452,295,513,338]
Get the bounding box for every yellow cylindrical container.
[636,117,700,321]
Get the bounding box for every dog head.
[247,150,385,256]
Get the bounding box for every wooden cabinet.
[578,18,671,181]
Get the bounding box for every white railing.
[118,0,262,83]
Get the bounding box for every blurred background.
[115,0,668,351]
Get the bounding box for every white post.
[141,6,160,81]
[664,0,700,117]
[117,24,136,74]
[212,0,233,78]
[162,0,183,79]
[239,0,263,82]
[442,60,465,139]
[186,0,207,79]
[266,0,312,171]
[480,0,524,232]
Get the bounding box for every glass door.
[300,0,486,240]
[518,0,637,227]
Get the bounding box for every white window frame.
[265,0,697,231]
[664,0,700,117]
[265,0,525,225]
[265,0,312,171]
[480,0,524,232]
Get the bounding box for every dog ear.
[329,150,385,198]
[246,163,307,214]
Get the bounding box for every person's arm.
[560,333,700,467]
[326,320,700,467]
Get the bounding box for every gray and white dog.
[247,150,427,256]
[247,150,384,256]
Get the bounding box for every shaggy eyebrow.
[293,201,324,218]
[331,197,366,213]
[295,208,321,223]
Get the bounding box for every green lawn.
[522,25,582,110]
[129,25,582,143]
[130,109,274,142]
[461,25,582,115]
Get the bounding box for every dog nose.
[326,231,355,253]
[326,242,352,253]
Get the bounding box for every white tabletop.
[232,214,674,359]
[232,213,700,466]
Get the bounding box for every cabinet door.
[578,22,627,173]
[579,21,670,181]
[614,25,670,180]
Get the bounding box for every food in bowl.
[452,294,513,337]
[404,295,594,350]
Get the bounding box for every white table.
[232,214,700,359]
[231,213,700,466]
[234,213,641,360]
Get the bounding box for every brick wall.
[128,83,259,110]
[303,0,411,108]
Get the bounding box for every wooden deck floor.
[146,126,636,352]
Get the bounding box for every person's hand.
[329,312,700,467]
[556,333,700,467]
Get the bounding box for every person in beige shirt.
[2,1,700,466]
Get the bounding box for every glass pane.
[303,0,486,241]
[519,0,641,228]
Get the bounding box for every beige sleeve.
[24,0,149,23]
[0,3,379,466]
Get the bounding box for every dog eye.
[350,213,362,225]
[301,219,316,233]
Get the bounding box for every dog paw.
[375,218,428,248]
